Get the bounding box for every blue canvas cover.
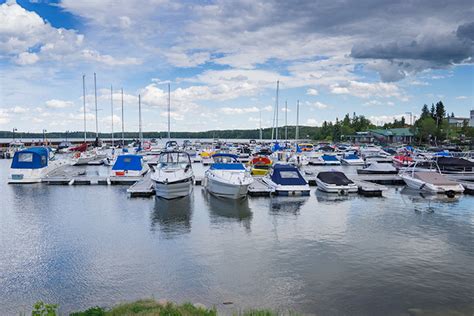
[210,163,245,170]
[112,155,143,171]
[11,147,48,169]
[344,154,359,160]
[212,153,239,160]
[322,154,338,161]
[271,164,307,185]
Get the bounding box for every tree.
[435,101,446,125]
[430,104,435,119]
[416,117,437,143]
[420,104,430,119]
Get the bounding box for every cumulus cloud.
[307,101,331,109]
[220,106,259,115]
[45,99,74,109]
[306,88,319,96]
[330,80,407,100]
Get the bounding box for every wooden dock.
[248,177,274,196]
[127,173,155,197]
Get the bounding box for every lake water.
[0,159,473,315]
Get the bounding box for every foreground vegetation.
[31,299,299,316]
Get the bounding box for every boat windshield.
[159,152,190,168]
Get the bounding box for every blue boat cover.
[344,154,359,160]
[212,153,239,160]
[322,154,339,161]
[271,164,307,185]
[211,163,245,170]
[112,154,143,171]
[11,147,49,169]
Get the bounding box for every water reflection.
[150,195,193,237]
[203,190,252,231]
[269,196,309,216]
[315,190,357,203]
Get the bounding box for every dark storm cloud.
[457,21,474,41]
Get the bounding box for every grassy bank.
[32,299,299,316]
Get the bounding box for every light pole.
[12,128,17,142]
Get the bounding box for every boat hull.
[204,176,250,199]
[315,178,358,194]
[8,160,69,184]
[399,174,464,194]
[261,178,310,196]
[154,177,193,199]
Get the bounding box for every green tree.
[435,101,446,126]
[416,117,437,143]
[420,104,430,119]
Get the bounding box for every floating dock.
[127,173,154,197]
[248,177,274,196]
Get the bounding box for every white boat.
[357,161,398,174]
[261,163,310,196]
[399,162,464,196]
[203,153,253,199]
[151,151,194,199]
[8,147,70,183]
[110,154,149,177]
[5,140,25,159]
[316,171,358,194]
[288,153,309,167]
[340,153,364,165]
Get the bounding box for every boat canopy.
[322,154,339,161]
[436,157,474,167]
[210,163,245,170]
[317,171,353,185]
[112,154,143,171]
[11,147,48,169]
[212,153,239,163]
[270,164,307,186]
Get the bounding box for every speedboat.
[249,155,272,176]
[5,140,26,159]
[200,150,215,166]
[203,153,253,199]
[434,156,474,175]
[288,153,309,167]
[261,164,310,196]
[316,171,358,194]
[151,151,194,199]
[321,154,341,165]
[111,154,149,177]
[8,147,70,183]
[340,153,364,165]
[399,161,464,196]
[357,161,398,174]
[392,155,413,168]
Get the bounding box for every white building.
[470,110,474,127]
[448,116,469,127]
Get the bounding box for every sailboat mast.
[275,80,279,142]
[167,83,171,140]
[259,108,262,140]
[111,85,114,147]
[295,100,300,142]
[121,88,124,146]
[94,72,99,138]
[82,74,86,143]
[285,100,288,144]
[138,94,143,144]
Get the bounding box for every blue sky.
[0,0,473,133]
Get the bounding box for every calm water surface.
[0,159,473,315]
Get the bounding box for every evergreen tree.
[430,104,435,119]
[420,104,430,119]
[435,101,446,123]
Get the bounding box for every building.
[343,131,374,143]
[470,110,474,127]
[369,128,414,144]
[448,116,469,127]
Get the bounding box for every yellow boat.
[298,143,314,152]
[250,156,272,176]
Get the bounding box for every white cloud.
[330,80,407,100]
[220,106,259,115]
[368,114,406,125]
[45,99,74,109]
[306,118,319,126]
[15,52,39,65]
[455,95,468,100]
[11,106,28,113]
[306,88,319,96]
[0,109,10,124]
[81,49,141,66]
[307,101,331,109]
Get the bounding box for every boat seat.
[413,172,456,185]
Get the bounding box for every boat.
[4,140,26,159]
[434,156,474,175]
[151,151,194,199]
[249,155,272,176]
[298,143,314,152]
[111,154,149,177]
[8,147,70,183]
[357,161,398,174]
[392,154,413,167]
[340,153,364,165]
[316,171,358,194]
[200,150,214,165]
[261,164,310,196]
[321,154,341,165]
[399,161,464,196]
[203,153,253,199]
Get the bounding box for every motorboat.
[165,140,179,151]
[288,153,309,167]
[321,154,341,165]
[8,147,70,183]
[340,153,364,165]
[110,154,149,177]
[399,161,464,196]
[200,150,215,165]
[4,140,25,159]
[392,155,413,168]
[151,151,194,199]
[357,161,398,174]
[434,156,474,175]
[261,164,310,196]
[316,171,358,194]
[249,155,272,176]
[203,153,253,199]
[298,143,314,152]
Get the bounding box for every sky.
[0,0,473,133]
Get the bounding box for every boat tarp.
[343,154,359,160]
[414,172,456,185]
[271,164,307,186]
[212,153,239,159]
[112,155,143,171]
[322,154,339,161]
[317,171,353,185]
[436,157,474,167]
[11,147,48,169]
[210,163,245,170]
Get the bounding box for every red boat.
[392,155,413,167]
[69,143,88,152]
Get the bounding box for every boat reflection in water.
[203,190,252,231]
[269,195,309,216]
[315,189,357,203]
[150,195,193,237]
[400,186,462,202]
